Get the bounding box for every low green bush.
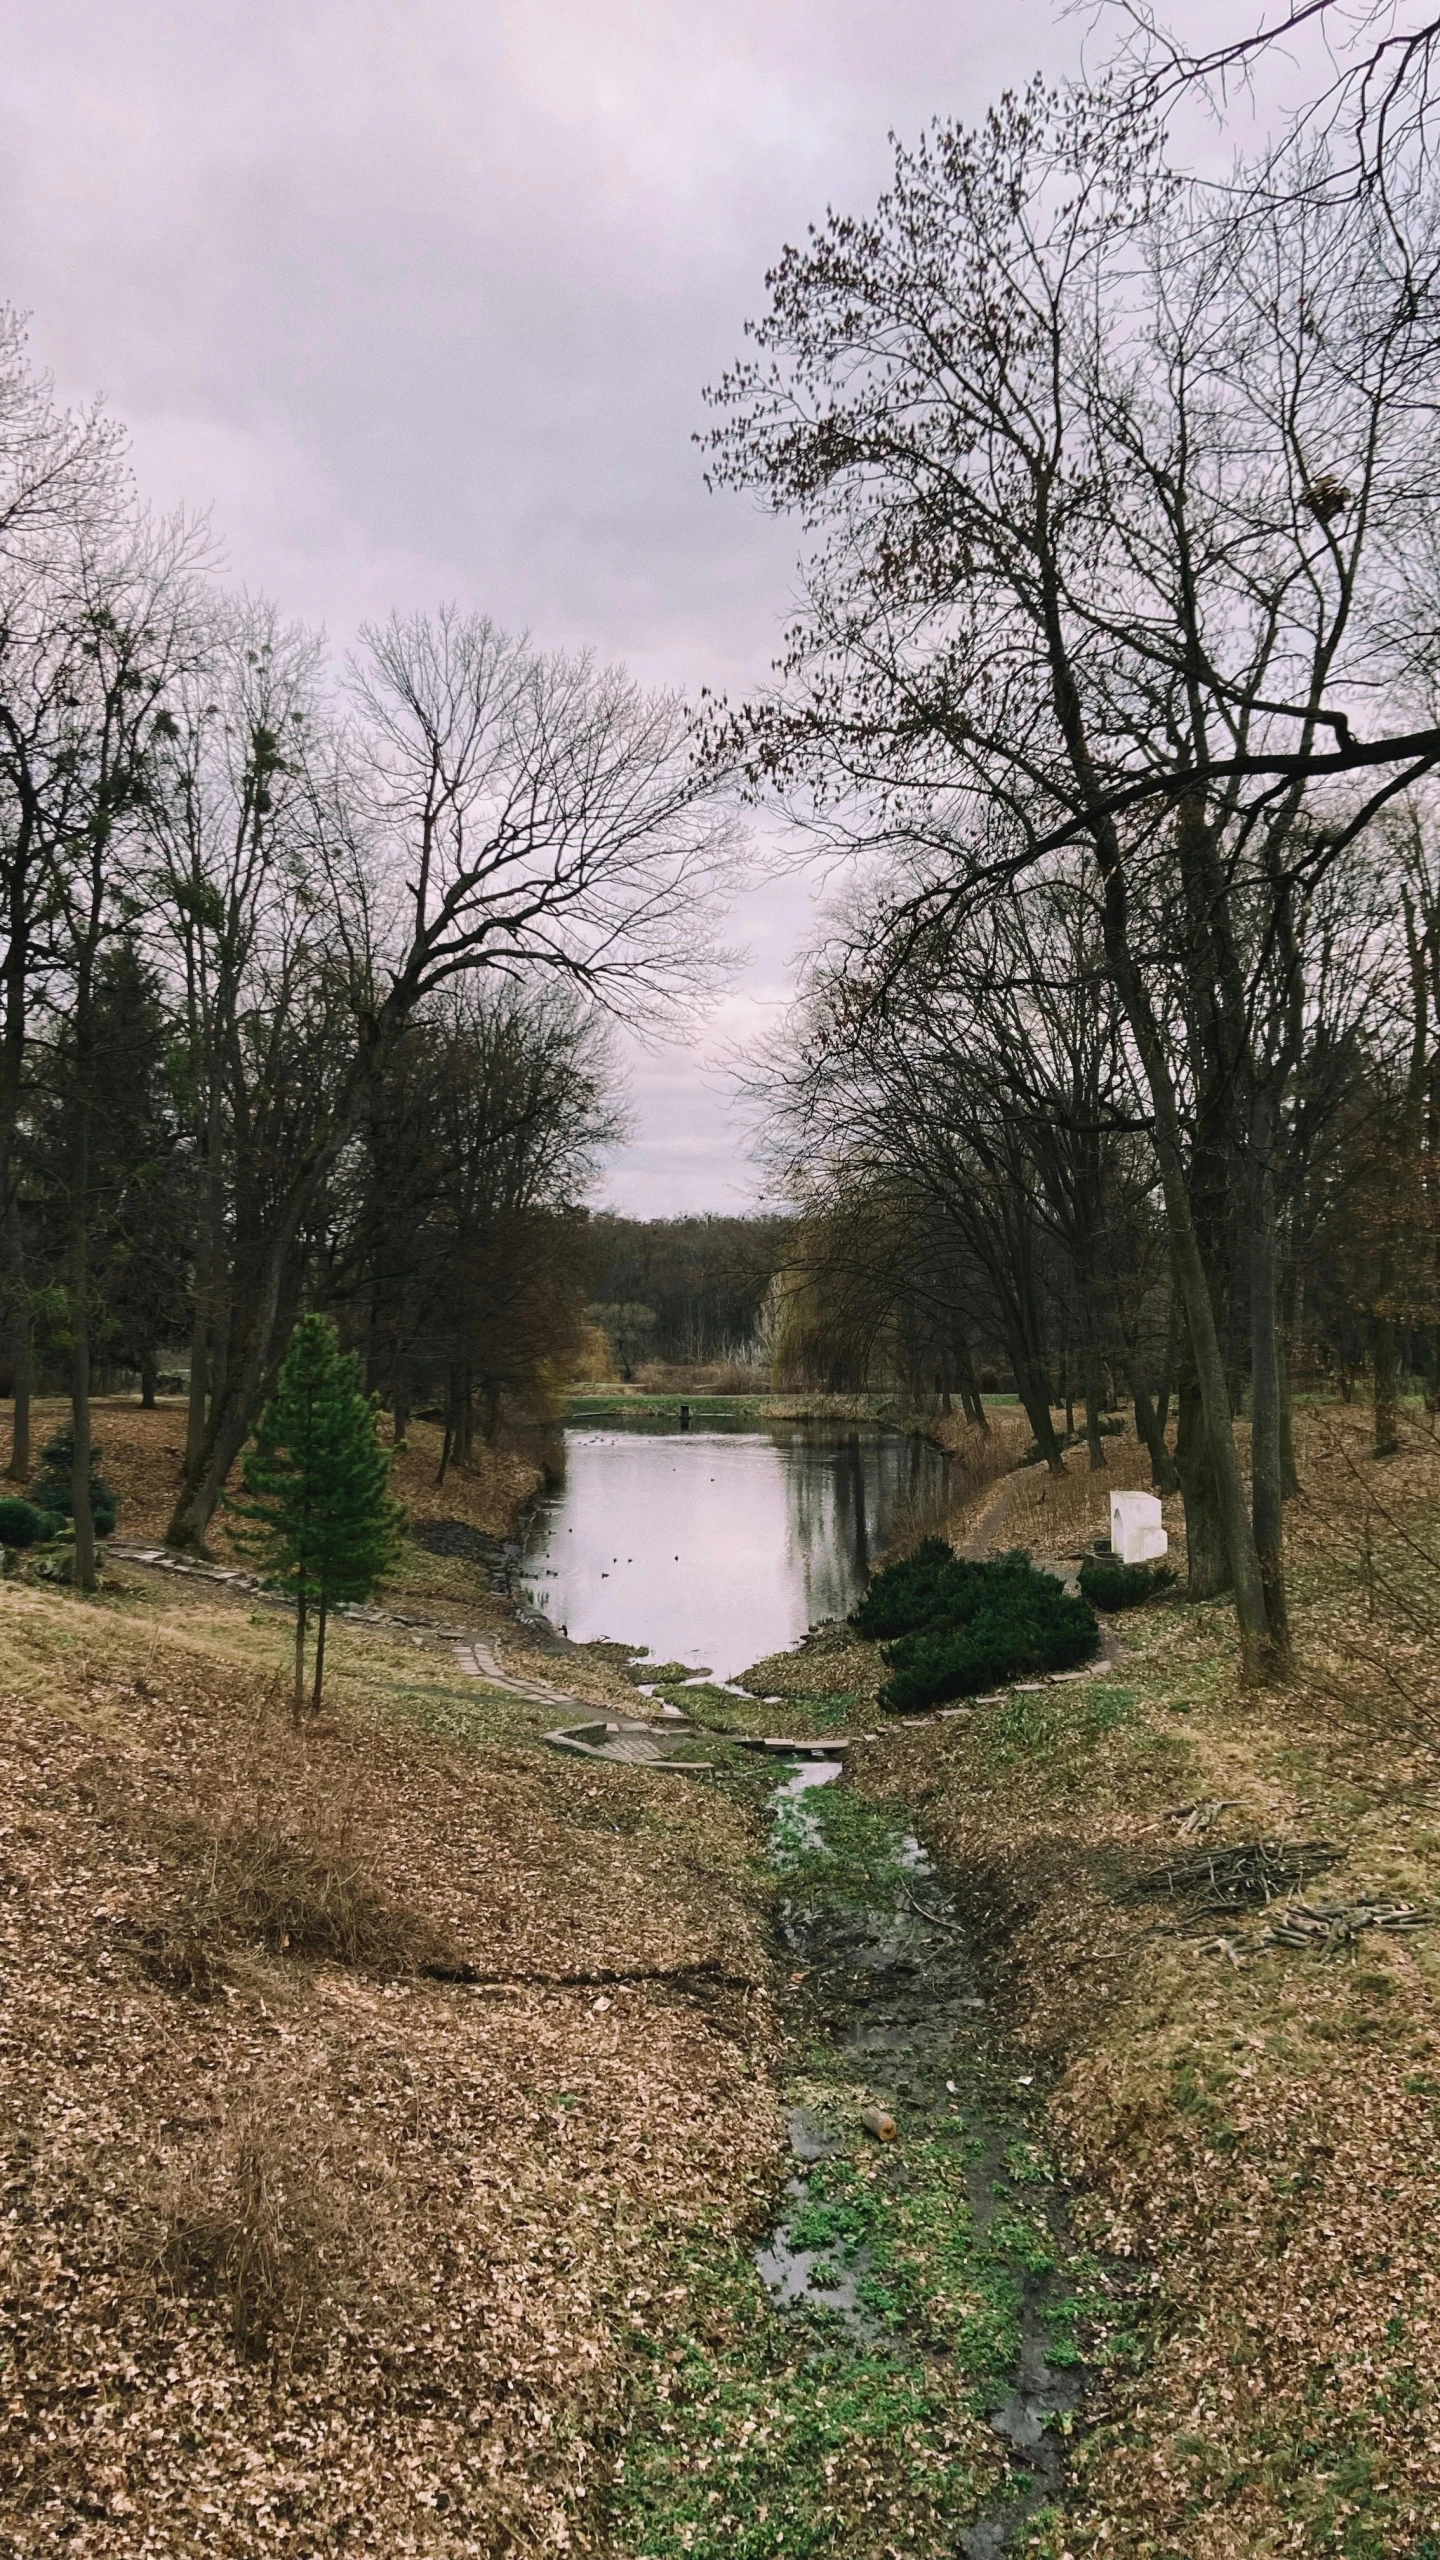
[0,1496,49,1548]
[865,1547,1100,1711]
[853,1536,977,1640]
[1077,1555,1176,1611]
[29,1428,119,1538]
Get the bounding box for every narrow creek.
[532,1416,1086,2553]
[752,1752,1082,2557]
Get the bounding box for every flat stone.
[732,1736,850,1756]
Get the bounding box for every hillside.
[0,1403,777,2554]
[3,1398,1440,2557]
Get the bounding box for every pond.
[517,1417,950,1679]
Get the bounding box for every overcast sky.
[1,0,1267,1213]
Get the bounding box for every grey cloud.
[4,0,1091,1208]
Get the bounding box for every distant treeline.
[586,1214,794,1374]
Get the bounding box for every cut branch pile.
[1198,1901,1434,1962]
[1124,1839,1343,1914]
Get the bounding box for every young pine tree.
[235,1314,405,1716]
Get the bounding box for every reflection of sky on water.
[518,1423,949,1680]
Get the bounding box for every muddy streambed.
[534,1417,1089,2549]
[751,1755,1082,2555]
[614,1732,1089,2554]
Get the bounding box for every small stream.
[533,1413,1084,2548]
[757,1754,1081,2555]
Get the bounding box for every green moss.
[769,1787,913,1911]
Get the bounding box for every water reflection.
[518,1419,949,1679]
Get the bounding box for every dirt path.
[959,1468,1028,1559]
[109,1535,653,1727]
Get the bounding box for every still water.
[518,1418,949,1680]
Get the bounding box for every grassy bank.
[565,1387,921,1426]
[0,1402,784,2554]
[725,1406,1440,2556]
[6,1396,1440,2554]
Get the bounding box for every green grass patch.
[980,1682,1136,1766]
[769,1786,914,1912]
[612,2287,990,2560]
[611,2111,1109,2559]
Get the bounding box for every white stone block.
[1110,1489,1168,1566]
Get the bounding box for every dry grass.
[994,1421,1187,1568]
[141,1792,451,1994]
[66,1392,543,1565]
[152,2097,370,2363]
[0,1564,780,2555]
[832,1407,1440,2557]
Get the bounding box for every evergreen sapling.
[234,1315,406,1716]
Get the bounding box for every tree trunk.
[392,1378,411,1443]
[1098,891,1269,1671]
[6,1247,30,1483]
[1156,1292,1179,1440]
[1174,1382,1232,1600]
[184,1313,209,1474]
[164,1198,313,1551]
[1083,1339,1106,1472]
[293,1584,308,1720]
[311,1588,328,1716]
[1131,1376,1180,1495]
[68,1043,96,1594]
[140,1350,158,1410]
[1248,1150,1291,1673]
[1278,1340,1300,1500]
[952,1330,987,1431]
[1374,1315,1400,1458]
[1012,1347,1065,1474]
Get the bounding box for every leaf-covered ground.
[838,1406,1440,2558]
[8,1395,1440,2555]
[0,1417,781,2556]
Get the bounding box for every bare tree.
[45,512,209,1585]
[159,609,735,1551]
[1100,2,1440,204]
[0,316,134,1478]
[147,602,334,1479]
[705,91,1440,1674]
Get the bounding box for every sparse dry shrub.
[146,1721,453,1988]
[183,1811,444,1971]
[154,2099,365,2363]
[139,1915,231,1999]
[1289,1401,1440,1736]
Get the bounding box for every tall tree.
[704,93,1440,1675]
[162,610,734,1553]
[0,314,133,1478]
